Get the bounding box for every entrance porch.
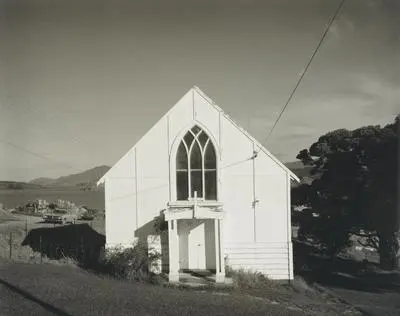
[164,197,225,283]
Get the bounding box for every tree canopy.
[293,115,399,269]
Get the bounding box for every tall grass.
[226,266,279,290]
[226,265,316,297]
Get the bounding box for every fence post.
[40,235,43,264]
[25,218,28,236]
[9,232,12,260]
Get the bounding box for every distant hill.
[0,181,43,190]
[30,165,110,189]
[284,160,305,170]
[29,177,57,186]
[284,160,314,185]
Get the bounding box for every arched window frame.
[173,124,218,202]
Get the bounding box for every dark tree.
[48,203,57,210]
[292,115,399,269]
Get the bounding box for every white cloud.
[266,73,399,161]
[327,15,355,42]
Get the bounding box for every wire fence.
[4,231,85,263]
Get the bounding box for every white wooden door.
[178,221,189,270]
[188,221,206,270]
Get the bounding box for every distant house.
[54,199,75,210]
[97,86,300,283]
[36,199,49,210]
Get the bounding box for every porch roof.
[164,204,224,221]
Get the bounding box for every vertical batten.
[219,219,225,275]
[218,111,223,202]
[192,89,196,120]
[214,218,220,274]
[252,142,257,243]
[104,180,109,245]
[167,115,171,153]
[218,111,222,157]
[134,147,139,229]
[287,173,294,280]
[167,116,172,201]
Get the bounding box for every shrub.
[153,214,168,234]
[98,242,162,282]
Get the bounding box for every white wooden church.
[97,86,299,283]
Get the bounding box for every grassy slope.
[0,213,364,315]
[0,214,362,316]
[0,263,307,316]
[0,262,364,316]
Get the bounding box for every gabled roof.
[192,86,299,182]
[97,86,300,185]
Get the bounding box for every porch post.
[215,218,225,283]
[219,218,225,276]
[168,219,179,282]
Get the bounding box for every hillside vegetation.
[29,165,110,188]
[0,181,43,190]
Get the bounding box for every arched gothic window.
[176,125,217,201]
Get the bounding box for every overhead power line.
[257,0,346,153]
[1,100,101,155]
[0,138,81,172]
[0,100,95,172]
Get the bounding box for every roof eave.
[289,173,301,183]
[96,176,106,186]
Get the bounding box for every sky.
[0,0,399,182]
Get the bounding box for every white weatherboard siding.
[221,115,255,243]
[255,153,288,243]
[225,242,290,280]
[220,111,292,280]
[135,118,169,228]
[99,86,298,281]
[168,90,195,152]
[104,149,137,248]
[193,91,220,146]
